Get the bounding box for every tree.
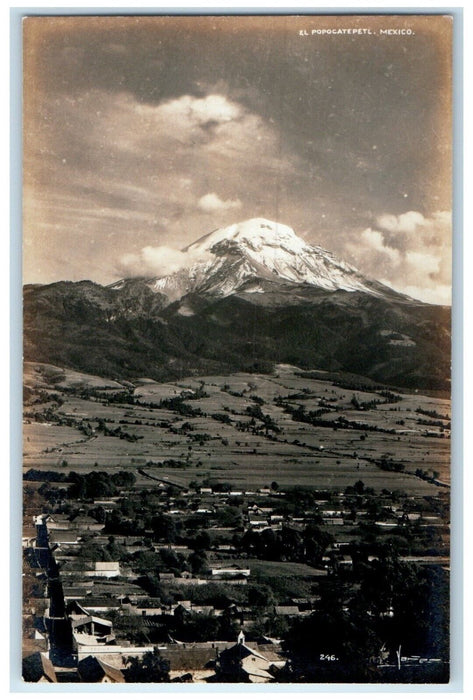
[351,395,361,409]
[265,613,290,638]
[354,480,365,495]
[151,514,177,543]
[194,530,211,551]
[189,550,208,575]
[281,527,303,560]
[125,647,170,682]
[248,584,275,608]
[109,612,149,645]
[87,505,106,524]
[303,525,334,566]
[216,506,242,527]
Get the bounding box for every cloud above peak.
[197,192,242,213]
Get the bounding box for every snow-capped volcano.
[147,217,389,302]
[24,216,449,389]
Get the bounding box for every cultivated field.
[23,362,451,495]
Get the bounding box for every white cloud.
[92,92,249,156]
[431,210,451,226]
[377,210,426,234]
[118,243,213,279]
[405,251,440,277]
[197,193,242,213]
[158,94,242,126]
[344,210,452,305]
[377,210,451,246]
[399,285,451,306]
[359,228,401,264]
[119,246,186,278]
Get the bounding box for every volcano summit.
[117,218,402,304]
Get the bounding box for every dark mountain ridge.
[23,278,451,391]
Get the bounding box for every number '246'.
[320,654,338,661]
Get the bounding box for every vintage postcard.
[22,14,453,684]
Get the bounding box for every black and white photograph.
[21,13,453,685]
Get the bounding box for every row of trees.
[67,470,136,499]
[240,525,333,567]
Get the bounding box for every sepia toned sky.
[23,14,452,303]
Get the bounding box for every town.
[22,363,450,683]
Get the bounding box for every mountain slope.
[23,283,451,391]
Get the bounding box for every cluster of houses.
[22,511,289,683]
[22,476,449,684]
[23,635,286,684]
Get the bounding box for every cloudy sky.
[23,14,452,304]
